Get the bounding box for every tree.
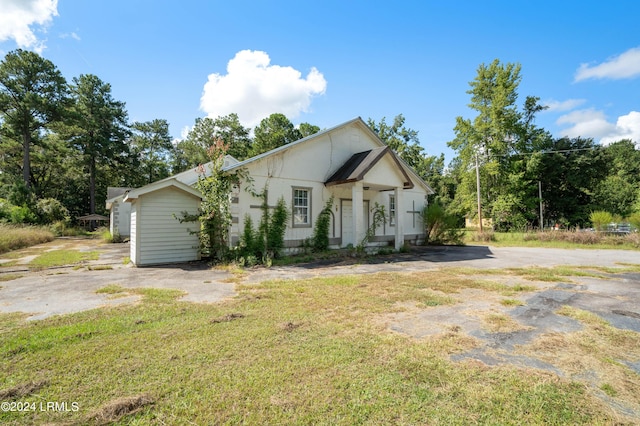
[129,119,174,185]
[448,59,552,229]
[0,49,69,190]
[251,113,301,156]
[593,140,640,217]
[367,114,446,203]
[528,137,606,227]
[174,114,252,171]
[298,122,320,138]
[66,74,129,217]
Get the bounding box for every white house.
[110,117,434,266]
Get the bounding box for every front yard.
[1,262,640,424]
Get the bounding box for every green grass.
[28,250,99,269]
[0,270,626,425]
[464,230,640,250]
[0,225,55,254]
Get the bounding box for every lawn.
[2,267,638,425]
[465,230,640,250]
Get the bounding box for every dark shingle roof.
[324,146,413,188]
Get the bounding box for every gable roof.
[225,117,434,194]
[124,178,202,202]
[325,146,414,189]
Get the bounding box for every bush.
[422,202,464,245]
[312,197,333,251]
[35,198,70,224]
[590,210,613,232]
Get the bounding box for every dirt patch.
[210,313,245,324]
[86,393,154,425]
[0,380,48,399]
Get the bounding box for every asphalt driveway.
[0,241,638,321]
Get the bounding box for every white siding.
[130,206,138,264]
[134,187,201,266]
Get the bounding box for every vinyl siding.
[135,187,201,265]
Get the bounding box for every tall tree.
[298,122,320,138]
[367,114,445,203]
[129,119,173,185]
[174,114,252,171]
[67,74,129,216]
[367,114,427,172]
[0,49,69,190]
[251,113,301,156]
[593,139,640,217]
[448,59,550,228]
[528,137,606,227]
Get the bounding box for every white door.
[341,200,369,247]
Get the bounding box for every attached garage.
[124,179,202,266]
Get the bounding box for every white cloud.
[557,108,640,144]
[542,98,586,112]
[200,50,327,128]
[575,46,640,82]
[0,0,58,53]
[59,31,80,41]
[600,111,640,145]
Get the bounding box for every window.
[389,195,396,226]
[292,187,311,227]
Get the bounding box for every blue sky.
[1,0,639,163]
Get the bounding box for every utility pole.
[538,181,543,231]
[475,154,483,232]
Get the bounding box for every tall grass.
[465,229,640,249]
[0,224,55,254]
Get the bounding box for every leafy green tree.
[298,122,320,138]
[368,114,448,206]
[129,119,174,185]
[448,60,553,229]
[528,137,606,227]
[367,114,426,172]
[593,140,640,217]
[66,74,129,216]
[174,114,252,171]
[251,113,301,156]
[0,49,69,190]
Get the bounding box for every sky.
[1,0,639,164]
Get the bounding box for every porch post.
[394,186,404,250]
[352,181,365,246]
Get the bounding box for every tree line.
[0,50,319,224]
[1,50,639,230]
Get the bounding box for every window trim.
[292,187,312,228]
[389,194,396,226]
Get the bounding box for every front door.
[341,200,369,247]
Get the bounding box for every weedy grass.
[0,270,623,425]
[518,305,640,413]
[0,225,55,255]
[28,249,99,269]
[0,273,23,282]
[466,230,640,250]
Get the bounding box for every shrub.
[312,197,333,252]
[35,198,70,224]
[423,202,465,245]
[589,210,613,232]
